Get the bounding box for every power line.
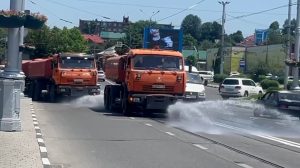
[226,14,267,27]
[228,3,297,21]
[29,0,75,25]
[46,0,113,20]
[70,0,293,16]
[157,0,206,22]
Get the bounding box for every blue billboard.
[143,28,183,52]
[255,29,268,45]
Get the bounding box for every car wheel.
[244,91,249,97]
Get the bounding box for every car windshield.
[133,55,183,71]
[60,57,95,69]
[187,73,203,84]
[279,93,300,101]
[223,79,239,85]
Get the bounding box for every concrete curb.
[30,101,51,168]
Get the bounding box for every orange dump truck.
[104,49,186,115]
[22,53,100,102]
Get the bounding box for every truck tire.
[28,81,34,98]
[48,84,56,103]
[104,87,109,110]
[32,80,41,101]
[121,90,131,116]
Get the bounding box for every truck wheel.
[104,87,109,110]
[32,81,41,101]
[121,89,131,116]
[48,85,56,103]
[28,82,34,98]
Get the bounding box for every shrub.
[277,77,284,85]
[266,87,282,92]
[260,79,279,90]
[251,75,266,83]
[213,74,228,83]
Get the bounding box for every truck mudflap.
[129,94,183,110]
[58,84,100,96]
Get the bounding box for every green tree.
[199,21,222,42]
[25,26,87,58]
[267,30,283,44]
[186,55,197,66]
[123,20,156,48]
[282,18,296,36]
[183,34,197,48]
[199,40,215,50]
[229,30,244,45]
[269,21,280,30]
[181,14,201,40]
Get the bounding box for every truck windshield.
[133,55,183,71]
[60,57,95,69]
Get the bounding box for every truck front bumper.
[58,84,101,96]
[128,94,184,110]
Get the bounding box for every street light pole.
[0,0,24,131]
[219,1,230,75]
[292,0,300,90]
[284,0,292,89]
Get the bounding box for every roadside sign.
[240,59,245,67]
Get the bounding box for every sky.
[0,0,298,37]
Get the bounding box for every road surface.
[30,82,300,168]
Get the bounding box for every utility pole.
[284,0,292,89]
[219,1,230,75]
[292,0,300,90]
[0,0,24,131]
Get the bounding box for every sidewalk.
[0,97,43,168]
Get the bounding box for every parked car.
[198,71,214,85]
[184,65,198,73]
[220,78,263,99]
[254,90,300,117]
[98,70,105,82]
[184,72,206,101]
[229,71,240,77]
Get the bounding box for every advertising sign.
[143,28,183,52]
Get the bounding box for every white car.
[220,78,263,98]
[198,71,214,85]
[97,70,105,82]
[184,65,198,73]
[230,71,240,77]
[184,72,206,101]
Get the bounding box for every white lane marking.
[145,123,152,127]
[42,158,51,165]
[193,144,208,150]
[165,132,175,136]
[40,146,47,153]
[236,163,253,168]
[33,121,39,125]
[257,134,300,149]
[275,122,288,126]
[34,126,40,129]
[33,118,37,121]
[105,79,115,85]
[37,138,44,143]
[130,117,135,120]
[36,132,42,136]
[31,114,36,117]
[215,122,300,149]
